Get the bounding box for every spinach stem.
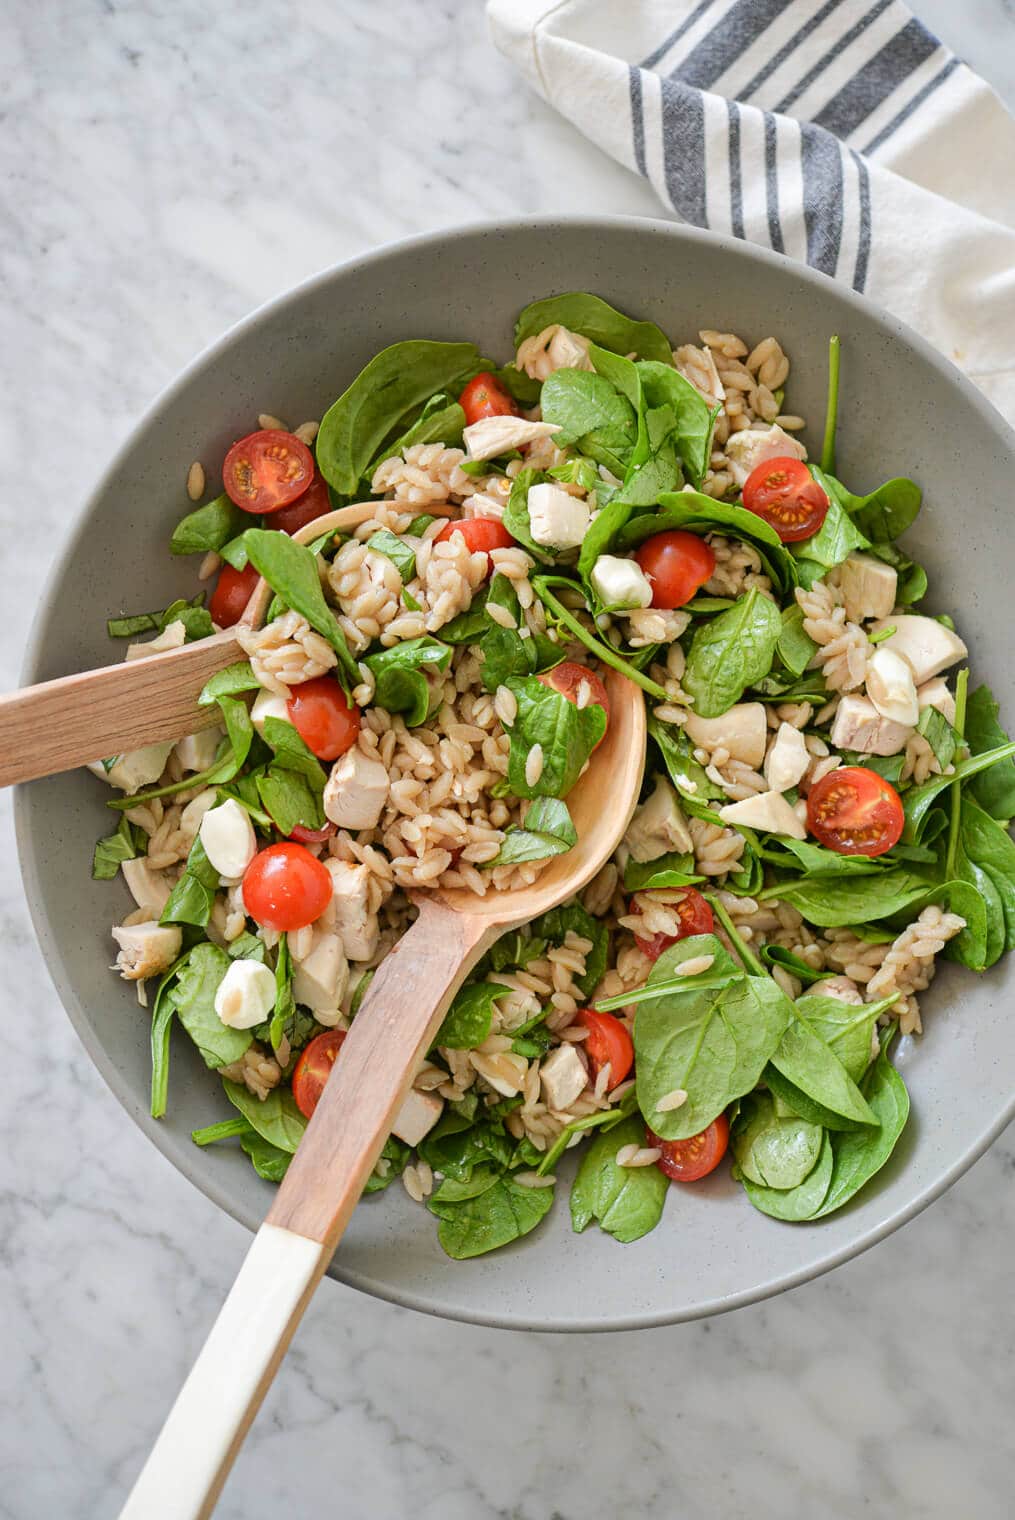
[944,667,969,880]
[707,894,767,976]
[820,335,841,475]
[532,577,669,700]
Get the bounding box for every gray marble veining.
[1,2,1012,1516]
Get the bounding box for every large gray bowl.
[16,217,1015,1331]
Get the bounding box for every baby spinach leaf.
[791,487,870,573]
[503,675,607,799]
[811,1033,909,1217]
[367,392,467,475]
[173,943,252,1068]
[647,715,726,815]
[777,604,818,677]
[539,369,637,474]
[536,1088,640,1175]
[364,636,452,727]
[763,836,887,878]
[107,594,213,642]
[257,716,327,835]
[634,952,791,1139]
[965,685,1015,820]
[763,1064,860,1132]
[570,1114,668,1244]
[349,969,374,1018]
[160,836,221,928]
[198,661,261,705]
[490,797,578,866]
[532,901,608,995]
[243,528,360,687]
[637,362,720,488]
[792,992,897,1083]
[367,528,417,582]
[826,470,922,542]
[437,595,490,644]
[958,796,1015,959]
[485,932,548,975]
[436,981,510,1050]
[623,851,702,891]
[917,704,959,770]
[769,1010,879,1127]
[429,1165,502,1205]
[317,340,481,493]
[731,1092,824,1189]
[240,1127,293,1182]
[743,1132,834,1220]
[765,867,935,927]
[149,971,180,1120]
[363,1136,412,1195]
[92,815,144,879]
[901,740,1015,842]
[513,291,674,366]
[683,587,782,717]
[431,1173,554,1259]
[170,493,247,556]
[222,1080,308,1153]
[530,575,668,700]
[759,945,827,986]
[419,1107,513,1181]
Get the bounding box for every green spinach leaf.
[731,1092,824,1189]
[436,981,510,1050]
[430,1173,554,1259]
[364,636,451,727]
[965,685,1015,820]
[92,814,144,879]
[367,528,417,582]
[170,493,247,556]
[570,1114,668,1243]
[490,796,578,865]
[539,369,637,474]
[743,1132,834,1219]
[683,588,782,717]
[160,836,221,928]
[513,291,674,365]
[222,1080,308,1153]
[173,943,252,1068]
[503,675,607,799]
[243,528,360,686]
[811,1032,909,1217]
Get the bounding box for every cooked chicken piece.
[867,615,967,685]
[112,921,182,981]
[835,554,897,624]
[324,861,379,963]
[724,424,807,487]
[719,789,807,839]
[917,676,956,726]
[865,647,919,726]
[323,748,390,831]
[625,777,693,862]
[174,726,223,773]
[291,928,349,1021]
[391,1089,444,1147]
[87,742,174,794]
[829,694,913,756]
[463,416,561,463]
[122,857,174,916]
[199,798,257,880]
[764,723,810,793]
[685,703,768,767]
[539,1043,588,1111]
[527,481,591,549]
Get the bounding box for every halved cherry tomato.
[633,887,714,961]
[742,456,828,542]
[270,470,332,536]
[242,842,333,931]
[208,562,259,628]
[286,677,360,761]
[577,1009,633,1089]
[634,530,716,608]
[434,515,515,573]
[806,765,904,857]
[292,1030,346,1119]
[648,1113,729,1183]
[537,661,610,744]
[223,429,315,514]
[458,372,520,424]
[288,821,337,845]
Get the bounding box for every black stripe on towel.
[775,0,895,114]
[764,113,785,253]
[861,54,960,154]
[800,121,844,276]
[640,0,717,71]
[813,17,941,138]
[672,0,792,91]
[728,100,745,238]
[740,0,848,102]
[629,66,647,175]
[660,78,708,226]
[851,149,872,292]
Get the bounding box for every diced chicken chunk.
[527,482,590,550]
[764,723,810,793]
[200,798,257,880]
[463,416,561,463]
[539,1043,588,1111]
[391,1088,444,1147]
[111,921,183,981]
[684,703,768,767]
[868,615,967,686]
[214,958,277,1029]
[122,857,173,916]
[917,676,956,726]
[590,555,653,610]
[292,929,349,1021]
[829,694,913,756]
[174,726,223,773]
[834,554,898,624]
[323,861,379,963]
[87,742,174,794]
[125,619,188,662]
[865,647,918,726]
[251,688,291,736]
[719,790,807,839]
[724,424,807,487]
[323,748,390,830]
[624,777,692,862]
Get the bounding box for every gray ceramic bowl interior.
[16,217,1015,1331]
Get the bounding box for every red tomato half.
[635,531,716,608]
[292,1030,346,1120]
[287,678,361,761]
[806,766,904,857]
[458,372,520,425]
[434,515,515,573]
[223,429,315,514]
[577,1009,633,1089]
[742,456,828,542]
[208,562,259,628]
[242,842,333,932]
[271,470,332,536]
[633,888,714,962]
[648,1114,729,1183]
[537,661,610,745]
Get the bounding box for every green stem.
[191,1117,250,1146]
[820,335,841,475]
[532,577,669,700]
[944,667,969,880]
[707,893,767,976]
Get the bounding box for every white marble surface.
[2,2,1013,1515]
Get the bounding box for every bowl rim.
[15,212,1015,1332]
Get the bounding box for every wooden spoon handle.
[0,629,243,786]
[119,898,501,1520]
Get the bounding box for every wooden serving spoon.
[13,505,646,1517]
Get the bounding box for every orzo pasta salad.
[91,292,1015,1255]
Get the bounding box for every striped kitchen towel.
[487,0,1015,424]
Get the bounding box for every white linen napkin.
[488,0,1015,425]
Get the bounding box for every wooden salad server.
[120,677,645,1520]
